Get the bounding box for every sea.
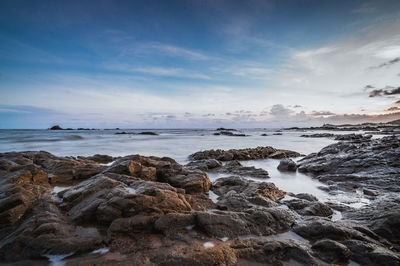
[0,128,372,214]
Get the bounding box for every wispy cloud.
[103,64,211,80]
[368,86,400,97]
[135,42,211,60]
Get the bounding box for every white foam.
[208,191,219,203]
[43,253,74,266]
[203,242,214,248]
[53,186,71,194]
[125,187,137,194]
[100,161,115,166]
[218,237,229,242]
[91,248,110,254]
[331,210,343,221]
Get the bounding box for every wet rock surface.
[296,135,400,263]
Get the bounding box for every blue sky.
[1,0,400,128]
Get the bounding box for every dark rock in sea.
[261,133,268,136]
[301,133,335,138]
[216,127,237,131]
[50,125,63,130]
[217,131,247,137]
[138,131,158,135]
[298,135,400,193]
[273,132,282,135]
[277,158,297,172]
[334,133,372,142]
[115,131,128,134]
[189,146,300,161]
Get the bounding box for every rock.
[311,239,351,263]
[261,133,268,136]
[78,154,114,164]
[285,199,333,217]
[294,193,318,202]
[212,176,286,202]
[108,215,158,234]
[166,170,210,194]
[231,238,321,265]
[189,146,300,161]
[300,133,335,138]
[217,131,247,137]
[50,125,63,130]
[363,188,377,196]
[154,213,196,235]
[277,158,297,172]
[195,208,294,238]
[2,144,399,265]
[138,131,158,135]
[344,194,400,247]
[334,133,373,142]
[216,160,270,178]
[216,128,237,131]
[186,159,222,171]
[343,239,400,266]
[298,136,400,193]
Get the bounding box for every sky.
[1,0,400,128]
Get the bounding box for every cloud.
[104,64,211,80]
[269,104,294,118]
[272,18,400,114]
[368,86,400,97]
[310,111,336,116]
[370,57,400,69]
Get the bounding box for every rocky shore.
[0,138,399,265]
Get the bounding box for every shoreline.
[0,136,399,265]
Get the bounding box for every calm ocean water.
[0,128,337,163]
